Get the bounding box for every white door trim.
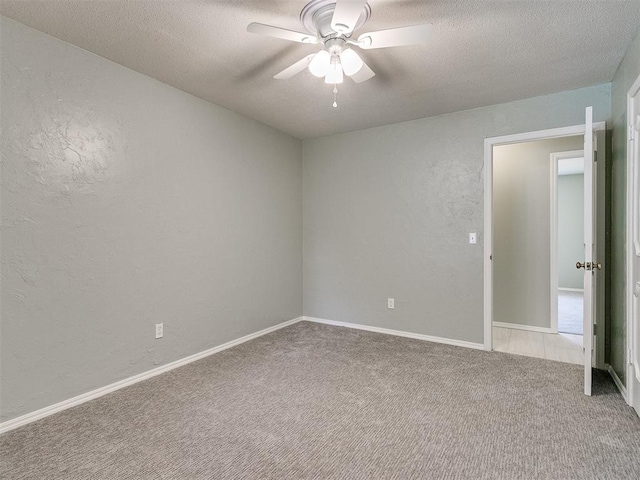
[550,149,584,335]
[483,122,606,351]
[626,73,640,408]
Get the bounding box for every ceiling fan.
[247,0,432,106]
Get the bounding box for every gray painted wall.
[0,17,303,422]
[610,27,640,385]
[558,174,584,290]
[492,137,583,329]
[303,84,610,343]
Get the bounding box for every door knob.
[576,261,602,270]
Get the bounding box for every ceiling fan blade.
[331,0,368,34]
[348,61,375,83]
[247,22,318,44]
[273,54,316,80]
[357,24,433,49]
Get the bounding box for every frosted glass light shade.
[340,49,364,76]
[324,62,344,84]
[308,50,331,77]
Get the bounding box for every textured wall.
[610,27,640,385]
[303,84,610,344]
[0,17,302,422]
[493,137,583,328]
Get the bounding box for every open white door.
[581,106,596,396]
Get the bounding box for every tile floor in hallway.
[493,327,583,364]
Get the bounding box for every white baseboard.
[0,317,303,435]
[492,321,555,334]
[607,364,628,403]
[303,316,484,350]
[558,287,584,292]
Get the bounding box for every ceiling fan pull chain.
[332,85,338,108]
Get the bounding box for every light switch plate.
[387,298,395,309]
[469,232,477,244]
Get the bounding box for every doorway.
[552,151,585,337]
[483,112,606,395]
[490,136,584,365]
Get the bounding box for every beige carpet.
[1,321,639,479]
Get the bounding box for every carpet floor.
[558,290,583,335]
[1,321,639,479]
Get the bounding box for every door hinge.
[630,125,635,141]
[593,324,596,335]
[594,150,597,162]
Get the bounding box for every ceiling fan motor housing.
[324,37,347,55]
[300,0,371,39]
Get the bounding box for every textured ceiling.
[1,1,639,139]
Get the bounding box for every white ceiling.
[1,1,639,139]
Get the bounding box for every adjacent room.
[1,1,640,479]
[491,135,588,364]
[557,155,586,336]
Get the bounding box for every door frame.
[483,122,606,352]
[626,74,640,409]
[550,149,585,335]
